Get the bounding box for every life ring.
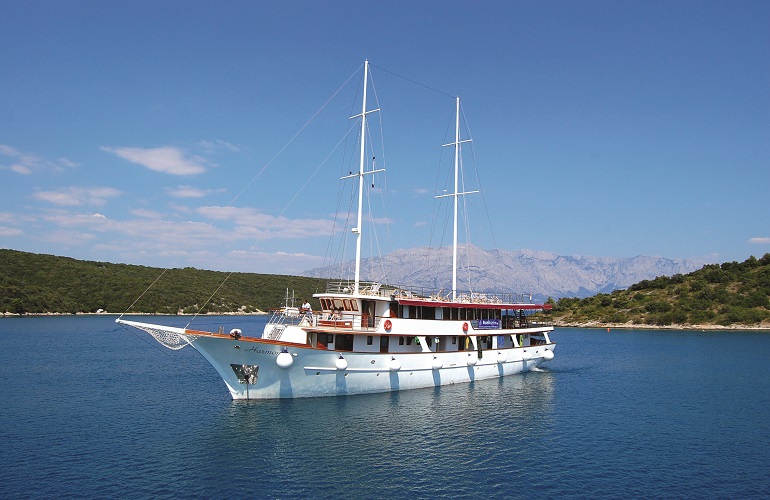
[462,322,469,332]
[384,319,392,331]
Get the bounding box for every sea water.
[1,316,769,498]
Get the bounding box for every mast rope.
[368,70,392,282]
[460,104,503,276]
[119,63,362,324]
[188,120,361,328]
[369,63,456,99]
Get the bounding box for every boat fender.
[276,349,294,369]
[522,350,532,361]
[229,328,242,339]
[462,322,469,332]
[496,352,506,364]
[543,349,555,361]
[467,354,477,366]
[389,356,401,371]
[432,356,443,370]
[384,319,392,331]
[335,355,348,371]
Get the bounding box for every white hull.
[118,319,555,399]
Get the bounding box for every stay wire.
[369,63,456,99]
[230,64,362,207]
[121,63,362,323]
[461,104,500,260]
[188,121,361,328]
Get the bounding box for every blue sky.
[1,0,768,275]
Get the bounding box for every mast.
[342,60,382,295]
[452,96,460,300]
[354,60,368,294]
[437,97,476,301]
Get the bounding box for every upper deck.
[316,281,552,311]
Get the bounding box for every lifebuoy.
[384,319,392,331]
[462,322,469,332]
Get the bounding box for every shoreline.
[2,310,269,318]
[3,312,768,331]
[555,321,770,331]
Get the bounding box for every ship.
[117,60,556,399]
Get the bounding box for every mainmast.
[437,97,476,301]
[342,60,382,295]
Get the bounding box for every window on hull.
[334,334,354,351]
[397,304,508,321]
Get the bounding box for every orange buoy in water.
[607,327,611,332]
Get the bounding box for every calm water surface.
[1,316,769,498]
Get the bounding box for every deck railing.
[323,281,539,305]
[267,308,553,330]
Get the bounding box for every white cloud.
[39,211,231,254]
[199,139,241,153]
[223,249,326,274]
[10,164,33,175]
[31,206,334,273]
[0,144,78,174]
[102,146,207,175]
[33,186,121,207]
[39,230,97,246]
[165,185,225,198]
[197,205,334,239]
[166,185,207,198]
[57,158,79,168]
[749,237,770,244]
[0,211,35,225]
[0,145,18,156]
[168,203,194,214]
[130,208,163,219]
[0,226,23,236]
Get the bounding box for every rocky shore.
[3,312,768,330]
[555,320,770,331]
[2,310,269,317]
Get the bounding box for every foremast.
[343,59,383,295]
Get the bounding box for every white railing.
[323,281,539,305]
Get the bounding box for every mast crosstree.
[342,59,384,295]
[436,96,477,301]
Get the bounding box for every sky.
[1,0,768,276]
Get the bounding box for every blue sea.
[1,316,769,499]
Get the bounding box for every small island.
[550,254,770,330]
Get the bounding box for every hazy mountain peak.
[302,246,706,300]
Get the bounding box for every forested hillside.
[552,254,770,327]
[0,249,328,315]
[4,249,770,327]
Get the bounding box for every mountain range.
[301,246,707,301]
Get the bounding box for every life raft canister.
[384,319,392,331]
